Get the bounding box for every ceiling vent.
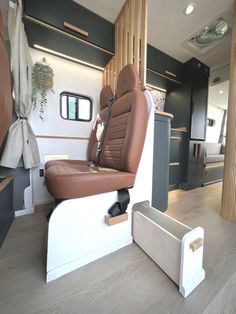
[181,10,232,56]
[209,64,230,86]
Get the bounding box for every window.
[60,92,92,122]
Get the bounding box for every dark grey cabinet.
[152,113,171,212]
[165,58,209,140]
[23,0,114,52]
[183,141,205,190]
[146,44,183,92]
[165,58,209,190]
[23,0,114,68]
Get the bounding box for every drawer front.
[204,164,224,184]
[170,131,187,162]
[147,44,183,83]
[169,163,181,186]
[24,0,115,52]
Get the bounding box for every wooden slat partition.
[103,0,147,92]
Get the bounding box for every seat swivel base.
[46,191,132,283]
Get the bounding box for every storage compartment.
[132,201,205,297]
[24,20,112,68]
[23,0,114,52]
[169,130,188,190]
[147,44,183,83]
[203,163,224,185]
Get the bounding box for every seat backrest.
[0,10,12,155]
[99,64,148,173]
[87,85,113,162]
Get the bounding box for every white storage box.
[132,202,205,297]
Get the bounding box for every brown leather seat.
[45,85,113,170]
[45,64,148,199]
[0,10,12,155]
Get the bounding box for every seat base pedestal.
[46,191,132,283]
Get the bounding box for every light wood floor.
[1,183,236,314]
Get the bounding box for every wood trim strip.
[36,135,90,140]
[171,136,181,141]
[171,128,188,133]
[169,162,180,167]
[63,21,88,37]
[205,162,224,169]
[155,111,174,119]
[0,176,13,192]
[165,70,177,78]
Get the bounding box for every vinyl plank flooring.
[1,183,236,313]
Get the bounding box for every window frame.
[60,91,93,122]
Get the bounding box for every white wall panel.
[206,104,224,143]
[29,48,103,204]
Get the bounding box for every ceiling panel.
[147,0,234,67]
[72,0,125,22]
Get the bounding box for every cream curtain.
[0,0,40,169]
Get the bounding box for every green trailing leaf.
[32,61,54,120]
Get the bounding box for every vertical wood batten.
[103,0,147,90]
[129,0,135,64]
[134,0,140,72]
[140,0,147,88]
[221,1,236,223]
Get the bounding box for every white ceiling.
[74,0,234,109]
[74,0,234,69]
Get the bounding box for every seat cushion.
[45,163,135,199]
[205,154,224,164]
[45,159,88,170]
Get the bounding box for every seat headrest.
[116,64,139,99]
[0,9,4,42]
[100,85,113,110]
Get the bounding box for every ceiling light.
[33,44,104,71]
[219,90,224,94]
[184,4,195,15]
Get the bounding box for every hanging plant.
[32,58,54,120]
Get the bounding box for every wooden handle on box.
[64,21,89,37]
[189,237,203,252]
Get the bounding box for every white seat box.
[132,201,205,297]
